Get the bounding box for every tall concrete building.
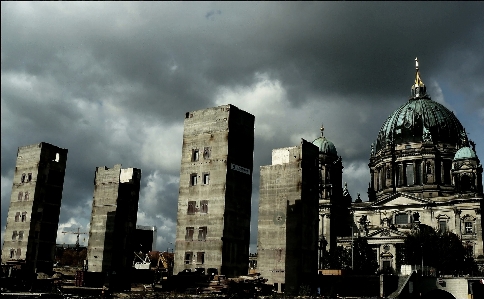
[257,140,319,294]
[1,142,68,273]
[174,104,255,277]
[86,164,141,278]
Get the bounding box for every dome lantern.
[412,57,427,98]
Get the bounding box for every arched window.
[461,175,471,192]
[21,212,27,222]
[18,192,23,201]
[24,192,29,201]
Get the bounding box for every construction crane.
[62,227,88,249]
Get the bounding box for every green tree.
[352,237,378,275]
[403,226,478,275]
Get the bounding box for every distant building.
[1,142,68,273]
[174,104,255,277]
[257,140,319,294]
[86,165,141,275]
[134,225,157,253]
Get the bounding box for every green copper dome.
[454,147,477,160]
[375,59,466,152]
[312,126,337,156]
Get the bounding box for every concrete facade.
[174,104,255,277]
[1,142,68,273]
[257,140,319,294]
[86,165,141,274]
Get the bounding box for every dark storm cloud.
[2,2,483,250]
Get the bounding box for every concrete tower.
[86,164,141,285]
[174,104,254,277]
[1,142,68,274]
[257,140,319,294]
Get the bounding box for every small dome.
[454,147,477,160]
[313,136,337,155]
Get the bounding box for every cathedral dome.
[312,126,337,156]
[374,59,465,153]
[454,146,477,160]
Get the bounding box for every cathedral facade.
[321,59,483,272]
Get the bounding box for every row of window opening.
[190,173,210,186]
[185,226,207,241]
[15,212,28,222]
[184,251,205,264]
[192,147,211,162]
[18,191,30,201]
[20,173,33,183]
[9,248,21,259]
[11,231,24,241]
[187,200,209,214]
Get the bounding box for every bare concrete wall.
[257,140,319,294]
[1,142,68,273]
[86,164,141,274]
[174,104,254,277]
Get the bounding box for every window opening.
[12,231,17,241]
[395,213,408,225]
[415,161,421,185]
[203,147,211,159]
[18,231,24,241]
[18,192,23,201]
[21,212,27,222]
[187,201,196,215]
[439,220,447,232]
[406,164,414,186]
[10,249,15,258]
[197,252,205,264]
[184,252,193,264]
[200,200,208,214]
[426,162,432,174]
[24,192,29,201]
[192,149,199,162]
[55,153,60,162]
[15,212,20,222]
[198,227,207,241]
[21,173,26,183]
[16,248,21,258]
[190,174,197,186]
[465,222,473,234]
[27,173,32,182]
[203,173,210,185]
[185,227,194,241]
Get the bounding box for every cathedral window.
[415,161,421,185]
[395,213,408,225]
[439,220,447,232]
[464,222,473,234]
[405,163,414,186]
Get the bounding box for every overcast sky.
[2,2,483,253]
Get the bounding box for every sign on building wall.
[231,163,250,175]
